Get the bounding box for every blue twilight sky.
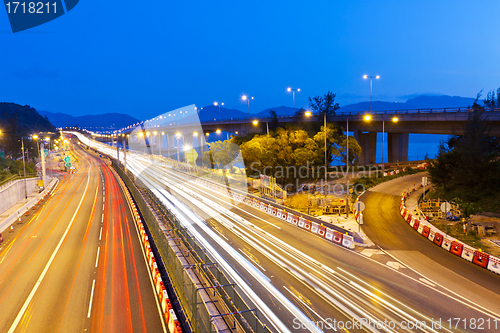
[1,1,500,120]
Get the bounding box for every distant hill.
[0,102,56,157]
[39,110,139,130]
[0,102,55,134]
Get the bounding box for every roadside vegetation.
[428,90,500,213]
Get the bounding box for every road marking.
[239,248,266,272]
[87,279,96,318]
[99,226,103,240]
[101,213,104,223]
[7,161,92,333]
[360,249,384,257]
[95,247,100,267]
[386,261,405,270]
[419,278,436,287]
[283,285,335,331]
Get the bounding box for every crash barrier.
[112,162,271,333]
[0,177,58,234]
[114,173,179,331]
[399,185,500,275]
[193,177,356,250]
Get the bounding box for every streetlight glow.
[252,120,259,125]
[392,117,398,122]
[364,115,371,121]
[305,111,312,117]
[216,129,221,134]
[193,131,198,136]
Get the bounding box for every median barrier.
[450,241,463,256]
[461,245,475,262]
[291,214,299,226]
[433,233,444,247]
[286,213,293,224]
[416,223,424,234]
[487,256,500,275]
[441,237,453,251]
[472,251,489,269]
[409,216,415,228]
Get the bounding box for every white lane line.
[101,213,104,223]
[99,226,103,240]
[419,278,436,287]
[87,279,96,318]
[283,286,335,331]
[239,248,266,272]
[95,247,100,267]
[7,161,92,333]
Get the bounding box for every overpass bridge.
[106,107,500,165]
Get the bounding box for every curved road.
[0,141,165,333]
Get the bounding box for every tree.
[308,91,340,118]
[269,110,278,131]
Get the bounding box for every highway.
[0,140,165,333]
[74,131,500,333]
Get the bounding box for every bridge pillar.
[387,133,409,163]
[354,131,377,165]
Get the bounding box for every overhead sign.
[64,155,71,163]
[65,162,71,168]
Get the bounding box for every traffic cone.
[25,209,29,216]
[32,204,36,210]
[18,217,21,224]
[10,225,14,232]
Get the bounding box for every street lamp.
[304,111,328,198]
[287,87,300,114]
[214,102,224,121]
[363,75,380,112]
[252,120,269,135]
[242,95,254,118]
[364,114,398,175]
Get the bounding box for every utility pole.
[21,138,27,200]
[41,142,47,191]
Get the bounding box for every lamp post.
[21,138,28,200]
[252,120,269,135]
[287,87,300,114]
[364,115,398,175]
[363,75,380,112]
[175,132,181,163]
[242,95,254,118]
[214,102,224,121]
[304,111,328,198]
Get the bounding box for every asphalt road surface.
[0,141,165,333]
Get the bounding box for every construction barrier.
[303,219,311,231]
[487,256,500,275]
[310,222,319,234]
[342,234,355,249]
[461,245,475,262]
[421,225,430,238]
[428,230,436,242]
[318,224,326,237]
[450,241,463,256]
[416,223,424,234]
[333,231,343,245]
[441,237,453,251]
[472,251,490,269]
[433,233,444,247]
[325,228,334,241]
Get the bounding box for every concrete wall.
[0,178,40,215]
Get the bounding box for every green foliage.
[428,108,500,202]
[308,91,340,118]
[239,126,360,185]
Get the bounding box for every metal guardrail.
[112,161,271,333]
